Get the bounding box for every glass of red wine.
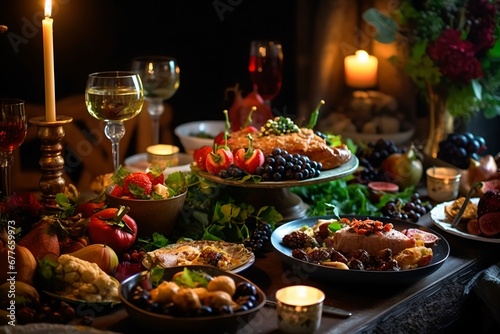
[0,99,27,199]
[248,40,283,105]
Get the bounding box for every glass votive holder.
[275,285,325,334]
[146,144,180,169]
[426,166,461,202]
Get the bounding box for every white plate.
[337,126,415,144]
[430,198,500,243]
[124,153,193,174]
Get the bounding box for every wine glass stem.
[148,99,164,145]
[0,151,14,199]
[104,121,126,171]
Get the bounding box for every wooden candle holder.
[29,115,72,211]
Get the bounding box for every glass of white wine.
[132,56,180,145]
[85,71,144,171]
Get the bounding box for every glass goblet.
[85,71,144,171]
[0,99,27,199]
[248,40,283,104]
[132,56,180,145]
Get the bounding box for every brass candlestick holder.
[29,115,73,211]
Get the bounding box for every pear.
[0,239,37,285]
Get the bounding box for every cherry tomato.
[206,147,234,175]
[193,145,213,171]
[234,134,264,174]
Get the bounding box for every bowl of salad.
[105,166,188,238]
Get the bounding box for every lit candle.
[344,50,378,89]
[42,0,56,122]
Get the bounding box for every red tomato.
[88,206,137,254]
[234,147,264,174]
[206,147,234,175]
[193,145,213,171]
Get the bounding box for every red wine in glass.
[0,122,27,151]
[0,98,27,199]
[249,40,283,103]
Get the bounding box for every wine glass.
[85,71,144,171]
[248,40,283,104]
[0,99,27,199]
[131,56,180,145]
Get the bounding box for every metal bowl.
[119,265,266,332]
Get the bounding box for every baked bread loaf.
[227,128,352,170]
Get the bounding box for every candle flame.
[355,50,369,62]
[45,0,52,17]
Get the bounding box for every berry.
[123,172,153,198]
[437,132,487,169]
[380,193,431,223]
[255,149,322,181]
[243,222,273,253]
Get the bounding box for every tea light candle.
[275,285,325,333]
[426,167,461,202]
[147,144,180,168]
[42,0,56,122]
[344,50,378,89]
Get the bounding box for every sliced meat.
[332,226,416,256]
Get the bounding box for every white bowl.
[174,120,225,154]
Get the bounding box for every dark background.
[1,0,498,188]
[0,0,298,126]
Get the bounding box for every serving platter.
[141,240,256,273]
[196,155,358,189]
[430,198,500,244]
[271,215,450,284]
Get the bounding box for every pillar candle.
[344,50,378,89]
[42,0,56,122]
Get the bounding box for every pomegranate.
[477,190,500,218]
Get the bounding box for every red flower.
[467,0,497,55]
[427,29,483,84]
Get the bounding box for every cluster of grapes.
[243,222,273,253]
[380,193,433,222]
[437,132,486,169]
[255,148,322,181]
[356,139,404,168]
[218,164,244,179]
[352,139,403,184]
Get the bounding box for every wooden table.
[91,214,499,333]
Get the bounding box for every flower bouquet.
[363,0,500,156]
[363,0,500,118]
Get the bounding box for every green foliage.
[173,172,283,243]
[291,177,415,217]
